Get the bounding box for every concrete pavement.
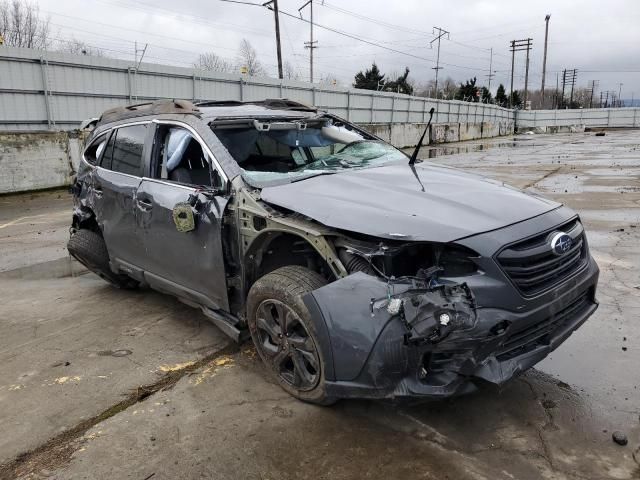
[0,130,639,480]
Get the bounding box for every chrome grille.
[497,218,588,296]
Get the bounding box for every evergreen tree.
[481,86,492,103]
[455,77,479,102]
[509,90,523,108]
[353,63,385,90]
[495,84,508,107]
[384,67,414,95]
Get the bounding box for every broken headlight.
[438,245,480,277]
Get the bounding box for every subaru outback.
[68,98,599,404]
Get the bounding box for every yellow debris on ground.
[193,356,235,386]
[158,361,195,373]
[54,376,81,384]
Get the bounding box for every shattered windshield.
[211,119,408,187]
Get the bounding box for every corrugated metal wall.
[516,107,640,128]
[0,47,515,131]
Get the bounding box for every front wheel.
[246,266,335,405]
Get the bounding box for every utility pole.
[541,14,551,108]
[299,0,317,83]
[618,83,623,107]
[589,80,599,109]
[561,69,567,108]
[509,39,532,108]
[430,26,449,99]
[561,69,577,107]
[523,38,532,109]
[568,69,577,106]
[265,0,283,79]
[485,47,495,98]
[133,41,148,102]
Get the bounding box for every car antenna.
[409,107,435,165]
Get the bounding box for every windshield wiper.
[409,107,435,165]
[290,171,338,183]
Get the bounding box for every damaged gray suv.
[68,99,599,404]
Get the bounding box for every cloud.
[35,0,640,96]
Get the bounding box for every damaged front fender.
[302,272,476,384]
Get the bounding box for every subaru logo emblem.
[550,232,573,255]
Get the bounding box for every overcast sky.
[34,0,640,98]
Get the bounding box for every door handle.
[136,198,153,210]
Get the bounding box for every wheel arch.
[243,229,342,296]
[72,205,100,233]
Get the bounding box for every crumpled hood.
[259,162,561,242]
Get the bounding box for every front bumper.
[304,255,599,400]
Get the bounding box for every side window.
[110,124,147,176]
[101,131,116,170]
[84,135,108,165]
[154,126,213,187]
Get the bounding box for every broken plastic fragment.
[387,298,403,315]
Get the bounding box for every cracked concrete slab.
[32,352,640,480]
[0,275,230,465]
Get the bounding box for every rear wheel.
[67,229,138,289]
[247,266,335,405]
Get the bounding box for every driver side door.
[133,121,231,312]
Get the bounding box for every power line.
[318,1,430,36]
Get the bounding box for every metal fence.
[516,107,640,128]
[0,46,514,131]
[2,47,638,132]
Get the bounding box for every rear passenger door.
[94,123,150,270]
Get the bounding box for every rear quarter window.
[84,135,108,166]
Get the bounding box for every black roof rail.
[195,100,245,107]
[98,99,200,125]
[196,98,317,112]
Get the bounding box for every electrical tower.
[509,38,532,108]
[299,0,317,83]
[430,26,449,99]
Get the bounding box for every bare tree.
[236,39,265,77]
[57,37,106,57]
[194,52,233,73]
[283,60,299,80]
[414,76,456,99]
[319,73,340,87]
[0,0,51,48]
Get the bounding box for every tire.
[67,229,138,289]
[247,266,336,405]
